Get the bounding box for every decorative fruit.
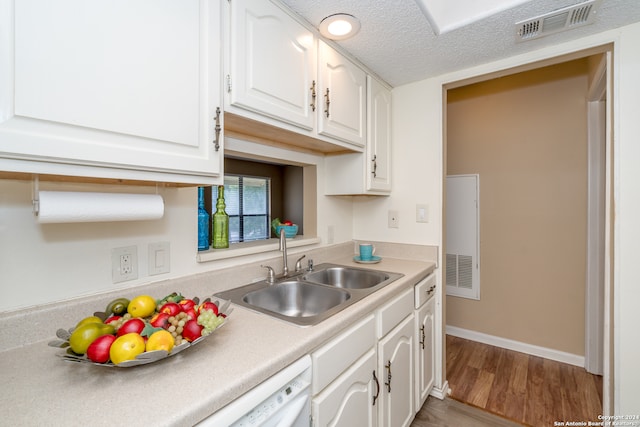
[75,316,103,328]
[146,330,175,353]
[105,297,130,316]
[127,295,156,318]
[184,308,198,322]
[197,309,224,337]
[69,323,116,355]
[86,334,117,363]
[159,302,181,316]
[104,315,121,324]
[157,292,184,307]
[109,333,146,365]
[282,220,293,226]
[198,301,219,316]
[178,298,196,312]
[117,318,145,336]
[149,312,170,329]
[182,319,203,342]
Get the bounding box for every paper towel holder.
[32,177,165,223]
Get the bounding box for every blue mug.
[359,244,375,260]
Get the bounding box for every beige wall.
[445,59,590,356]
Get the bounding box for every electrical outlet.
[112,246,138,283]
[148,242,170,276]
[388,210,399,228]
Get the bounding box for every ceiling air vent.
[515,0,601,42]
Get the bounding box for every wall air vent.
[515,0,601,42]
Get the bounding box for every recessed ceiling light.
[319,14,361,40]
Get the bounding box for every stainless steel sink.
[243,280,350,317]
[214,263,403,327]
[303,266,390,289]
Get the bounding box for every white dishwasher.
[198,355,312,427]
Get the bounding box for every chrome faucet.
[279,228,289,277]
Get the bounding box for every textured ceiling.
[279,0,640,87]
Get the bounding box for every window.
[213,175,270,243]
[197,156,307,255]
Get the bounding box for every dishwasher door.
[198,355,312,427]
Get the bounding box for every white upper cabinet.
[366,76,392,192]
[0,0,223,185]
[317,40,366,147]
[225,0,368,152]
[226,0,316,130]
[324,76,392,195]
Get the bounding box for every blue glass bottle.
[197,187,210,251]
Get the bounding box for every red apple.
[178,298,196,312]
[159,302,181,316]
[150,312,170,329]
[104,315,121,324]
[117,318,145,336]
[182,319,203,342]
[198,301,219,316]
[282,220,293,225]
[86,334,116,363]
[184,308,198,321]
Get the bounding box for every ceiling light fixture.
[319,13,361,40]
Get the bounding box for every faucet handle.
[295,255,306,272]
[261,265,276,284]
[307,259,314,271]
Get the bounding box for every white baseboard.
[446,325,585,367]
[429,380,450,400]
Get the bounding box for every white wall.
[0,141,354,312]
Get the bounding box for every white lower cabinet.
[312,348,377,427]
[311,288,415,427]
[414,273,437,411]
[415,297,435,409]
[377,290,414,427]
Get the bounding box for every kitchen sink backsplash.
[0,241,437,352]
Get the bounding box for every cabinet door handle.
[324,88,330,118]
[372,154,377,178]
[310,80,317,112]
[372,370,380,406]
[427,285,436,295]
[384,360,392,393]
[420,325,426,350]
[213,107,221,152]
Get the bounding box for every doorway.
[443,48,611,413]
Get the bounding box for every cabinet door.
[313,348,377,427]
[317,41,366,147]
[1,0,222,184]
[228,0,315,130]
[366,76,392,192]
[415,297,435,410]
[378,314,414,427]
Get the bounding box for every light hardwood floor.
[442,335,603,426]
[412,396,524,427]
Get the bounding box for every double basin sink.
[215,263,403,326]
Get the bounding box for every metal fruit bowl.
[48,296,232,368]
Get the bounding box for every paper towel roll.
[36,191,164,223]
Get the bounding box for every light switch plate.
[148,242,170,276]
[416,204,429,223]
[388,210,399,228]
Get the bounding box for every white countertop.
[0,255,435,426]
